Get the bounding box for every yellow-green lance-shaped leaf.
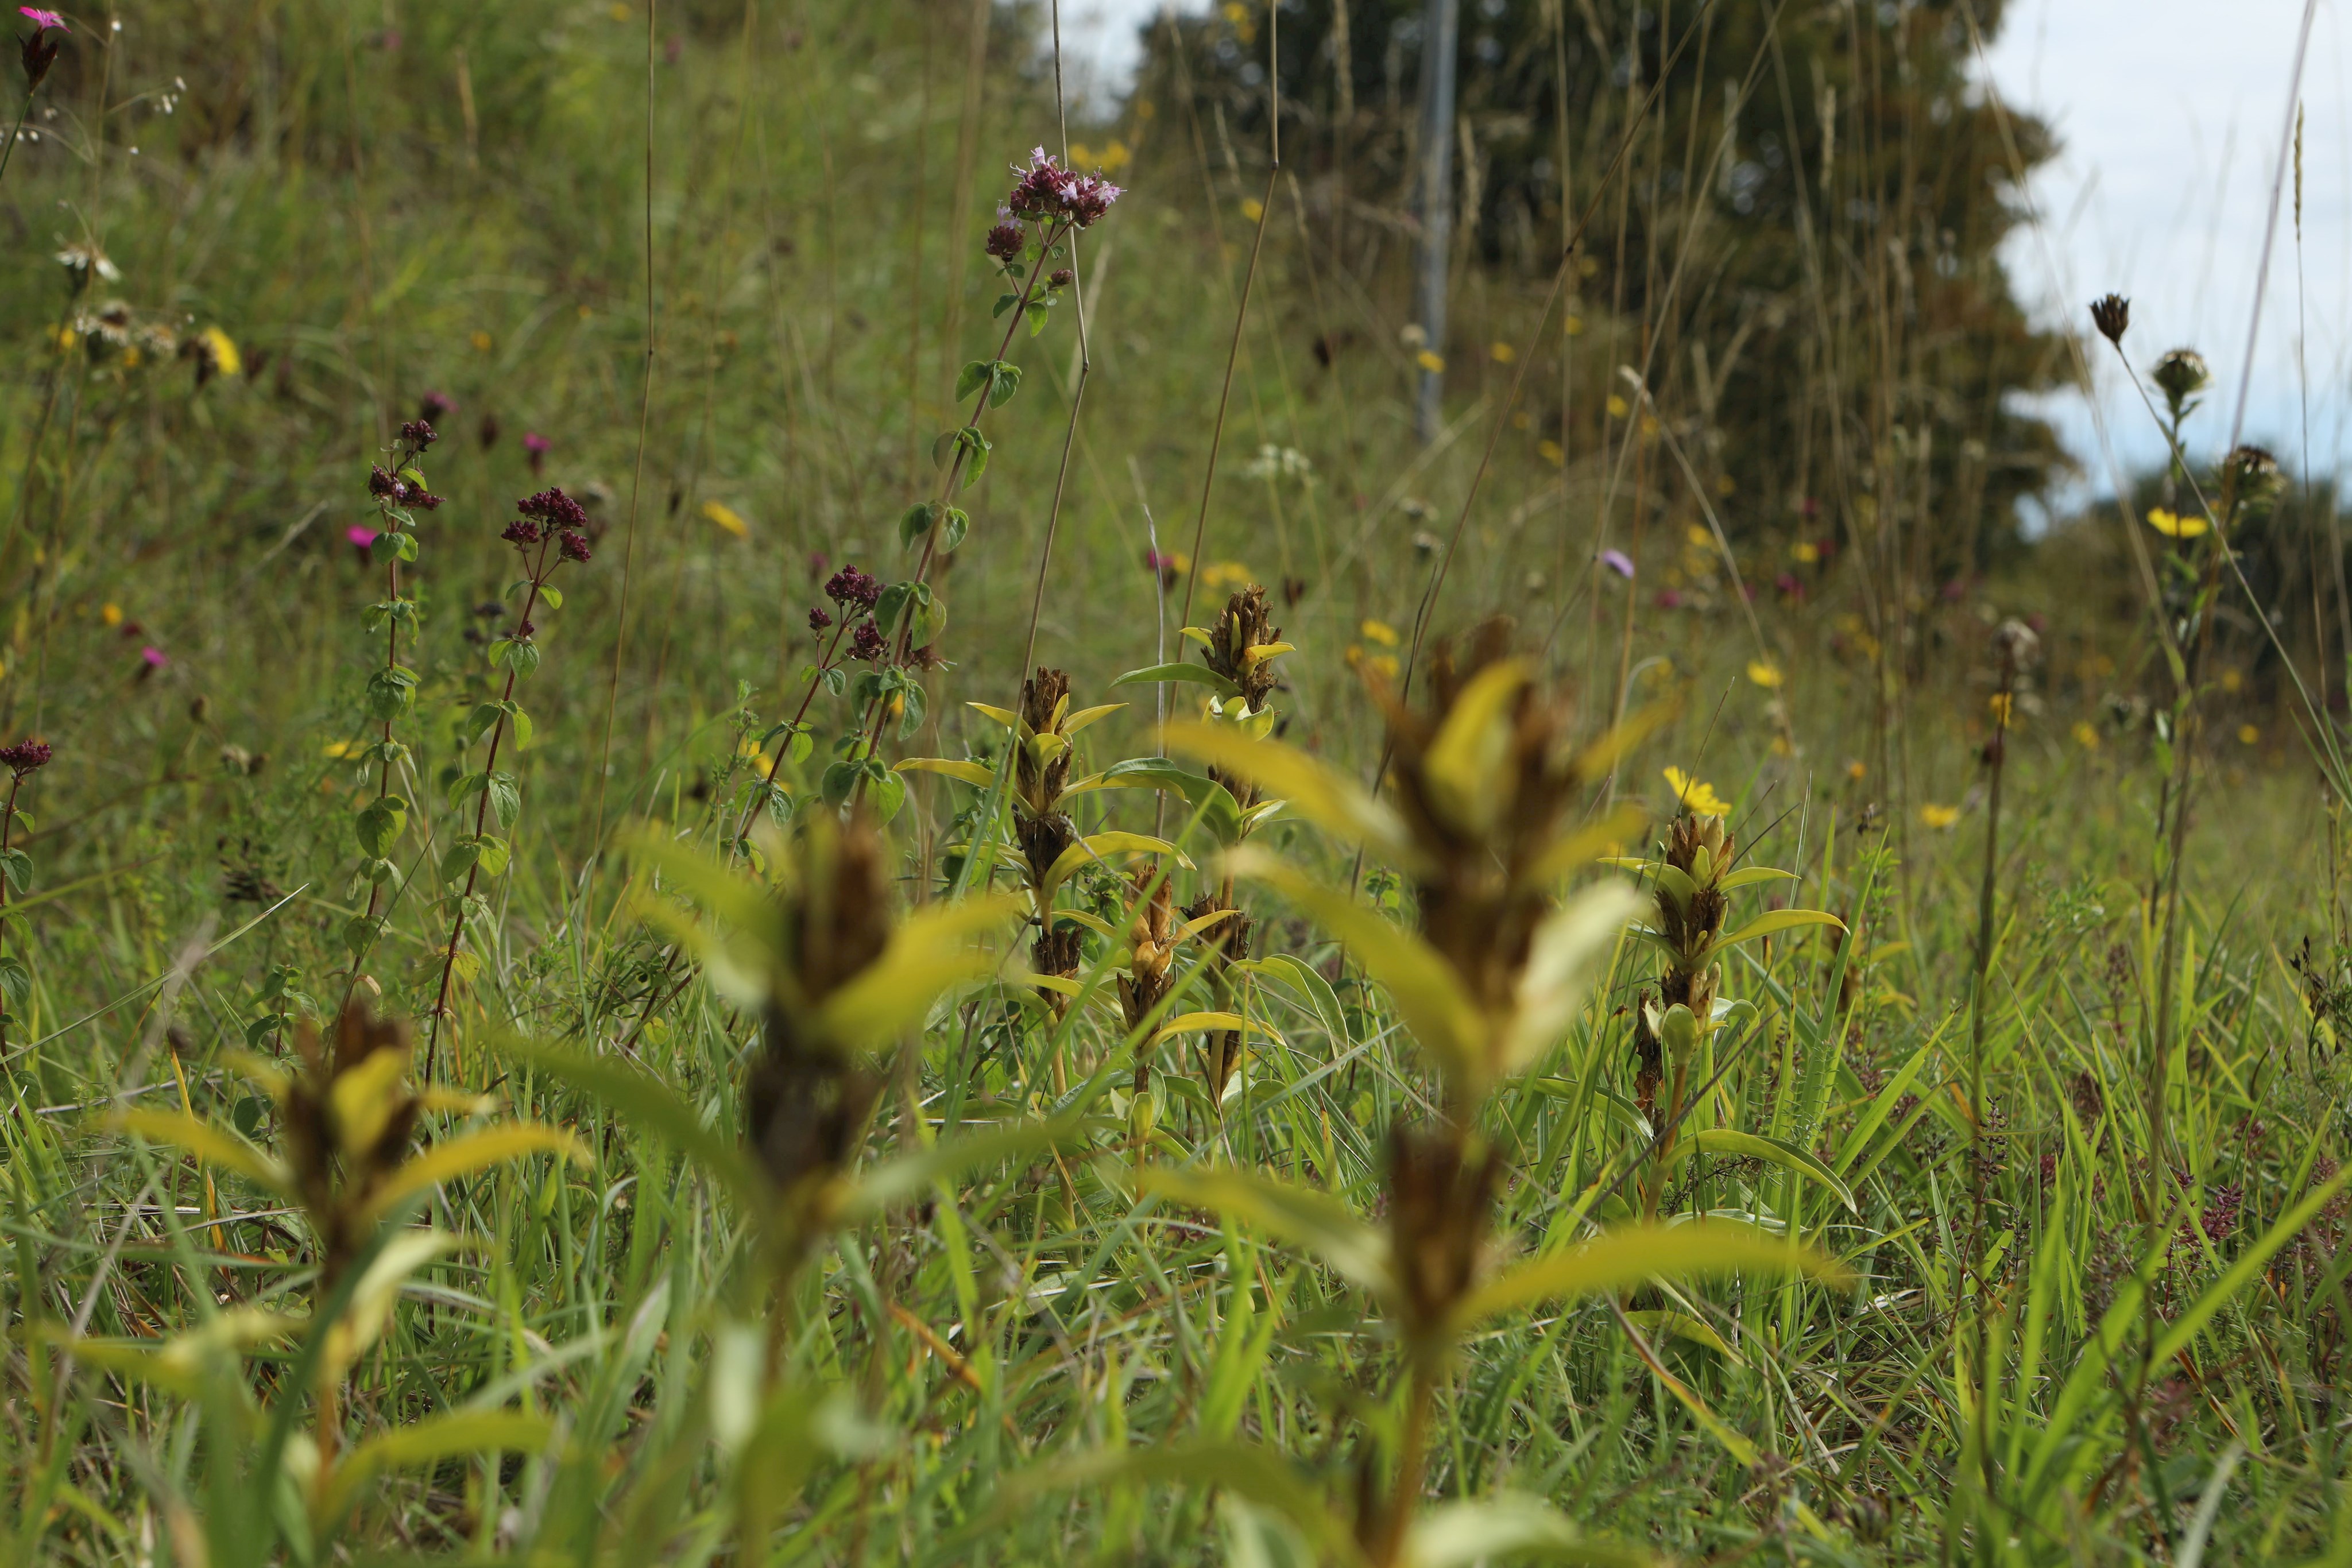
[1163,722,1414,866]
[1449,1221,1848,1338]
[1417,657,1530,839]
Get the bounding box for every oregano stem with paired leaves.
[341,417,447,993]
[425,491,594,1078]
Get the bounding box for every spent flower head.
[985,209,1024,263]
[2090,293,2130,346]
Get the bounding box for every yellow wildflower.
[1359,618,1399,646]
[471,330,494,353]
[1606,394,1629,420]
[1240,197,1264,222]
[702,499,749,539]
[324,738,364,759]
[1562,313,1586,336]
[2146,506,2207,539]
[1685,523,1713,549]
[198,326,241,377]
[101,602,123,627]
[1921,803,1961,829]
[1988,692,2013,724]
[1415,350,1445,373]
[2072,720,2100,750]
[1747,660,1784,690]
[1200,560,1254,591]
[1537,439,1564,466]
[2238,723,2260,746]
[1662,767,1731,817]
[1715,473,1736,496]
[1490,341,1516,363]
[1793,541,1820,563]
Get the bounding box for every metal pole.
[1412,0,1459,444]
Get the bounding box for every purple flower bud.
[368,464,399,500]
[825,564,881,611]
[1048,268,1074,289]
[807,605,834,633]
[418,390,455,425]
[1005,146,1077,223]
[0,738,53,776]
[517,618,536,638]
[558,529,592,564]
[414,490,444,511]
[985,213,1026,263]
[523,431,550,476]
[516,486,590,533]
[501,518,542,547]
[848,621,886,662]
[1599,548,1634,580]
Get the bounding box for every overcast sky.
[1053,0,2352,507]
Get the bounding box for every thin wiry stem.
[590,0,662,882]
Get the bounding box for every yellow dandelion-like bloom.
[1606,394,1630,419]
[1359,618,1399,647]
[2238,723,2260,745]
[1845,758,1867,781]
[471,330,494,353]
[1747,660,1784,690]
[702,499,749,539]
[1662,766,1731,817]
[2146,507,2207,539]
[1370,653,1400,680]
[1792,541,1820,564]
[1920,803,1962,829]
[2221,667,2243,693]
[2072,720,2100,750]
[1200,560,1254,591]
[1490,341,1516,363]
[1685,523,1714,549]
[199,327,241,377]
[1415,350,1445,373]
[323,738,365,760]
[1562,313,1586,337]
[100,602,123,627]
[1240,197,1265,222]
[1537,439,1565,466]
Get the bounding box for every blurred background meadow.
[1,0,2350,1561]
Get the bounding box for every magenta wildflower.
[1599,548,1634,580]
[347,525,379,549]
[140,645,168,668]
[523,431,550,476]
[18,6,63,87]
[0,739,51,777]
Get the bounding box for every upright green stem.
[426,538,555,1077]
